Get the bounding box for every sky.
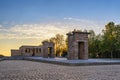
[0,0,120,56]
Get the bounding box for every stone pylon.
[67,30,89,60]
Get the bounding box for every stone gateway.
[67,30,89,60]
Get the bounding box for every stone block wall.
[11,42,55,58]
[11,49,20,56]
[42,41,55,58]
[67,30,89,60]
[19,46,42,57]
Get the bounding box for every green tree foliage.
[89,22,120,58]
[115,25,120,49]
[88,30,102,58]
[102,22,116,58]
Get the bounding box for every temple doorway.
[78,42,84,59]
[48,47,52,57]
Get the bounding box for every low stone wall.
[0,58,4,61]
[23,57,120,66]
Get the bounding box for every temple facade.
[11,41,55,58]
[19,46,42,57]
[42,41,55,58]
[67,30,89,60]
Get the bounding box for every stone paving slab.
[24,57,120,66]
[1,60,120,80]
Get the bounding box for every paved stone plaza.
[0,60,120,80]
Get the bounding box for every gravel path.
[0,60,120,80]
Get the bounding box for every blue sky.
[0,0,120,25]
[0,0,120,56]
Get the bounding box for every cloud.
[63,17,105,34]
[0,24,68,39]
[0,18,105,39]
[0,25,2,28]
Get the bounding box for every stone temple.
[67,30,89,60]
[11,29,89,60]
[11,41,55,58]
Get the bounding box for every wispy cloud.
[0,25,2,28]
[0,24,68,39]
[63,17,105,33]
[0,18,105,40]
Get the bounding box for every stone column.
[50,46,55,58]
[74,42,79,59]
[43,46,48,58]
[83,41,88,59]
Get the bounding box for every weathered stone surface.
[11,42,55,58]
[0,60,120,80]
[19,46,42,57]
[42,41,55,58]
[67,30,89,60]
[11,49,20,56]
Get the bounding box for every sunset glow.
[0,0,120,56]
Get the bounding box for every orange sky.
[0,38,43,56]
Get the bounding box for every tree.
[0,54,4,58]
[115,25,120,49]
[88,30,96,57]
[88,30,102,58]
[50,34,66,57]
[102,22,117,58]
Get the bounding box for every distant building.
[19,46,42,57]
[11,41,55,58]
